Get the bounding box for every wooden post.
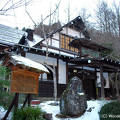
[28,94,31,106]
[100,66,105,98]
[115,71,120,97]
[95,68,98,98]
[22,95,29,108]
[22,94,31,108]
[2,93,19,120]
[14,93,19,111]
[66,62,68,84]
[53,64,57,101]
[56,58,59,84]
[78,45,82,57]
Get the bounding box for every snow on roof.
[0,24,26,45]
[27,34,43,47]
[42,47,76,58]
[11,55,49,73]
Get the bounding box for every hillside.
[34,22,120,57]
[89,29,120,57]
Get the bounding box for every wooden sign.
[11,67,39,94]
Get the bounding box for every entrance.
[68,69,97,100]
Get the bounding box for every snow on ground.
[39,100,110,120]
[0,107,12,120]
[0,100,110,120]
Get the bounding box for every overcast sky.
[0,0,118,29]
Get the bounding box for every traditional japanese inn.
[0,16,120,100]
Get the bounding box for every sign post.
[2,55,49,120]
[11,66,39,94]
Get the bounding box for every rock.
[60,76,87,117]
[87,108,92,112]
[87,107,95,112]
[43,113,52,120]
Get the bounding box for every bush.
[0,91,14,109]
[99,101,120,120]
[13,107,46,120]
[0,80,14,109]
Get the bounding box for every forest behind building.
[34,0,120,59]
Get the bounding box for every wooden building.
[0,16,120,99]
[25,16,91,97]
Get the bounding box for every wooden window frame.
[60,34,78,53]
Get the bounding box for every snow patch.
[27,34,43,47]
[39,100,110,120]
[0,100,110,120]
[0,106,12,120]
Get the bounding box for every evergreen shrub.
[0,80,14,109]
[99,101,120,120]
[13,106,46,120]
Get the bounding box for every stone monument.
[60,76,87,117]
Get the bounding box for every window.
[39,66,57,82]
[39,71,53,82]
[60,34,78,53]
[82,48,99,58]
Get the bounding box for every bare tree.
[95,0,120,98]
[110,72,120,97]
[0,0,32,15]
[96,0,120,36]
[34,0,61,37]
[97,1,113,33]
[113,2,120,36]
[79,8,92,29]
[35,1,61,101]
[64,0,70,23]
[94,0,120,56]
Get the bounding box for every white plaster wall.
[42,34,60,48]
[26,53,57,66]
[104,73,110,88]
[26,53,67,84]
[52,39,59,48]
[58,60,66,84]
[68,28,80,38]
[52,33,59,40]
[60,27,85,38]
[43,38,51,45]
[97,72,101,87]
[96,72,110,88]
[61,27,67,34]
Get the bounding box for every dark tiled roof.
[69,38,110,52]
[0,24,26,46]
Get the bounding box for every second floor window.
[60,34,78,53]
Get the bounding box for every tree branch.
[0,0,32,15]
